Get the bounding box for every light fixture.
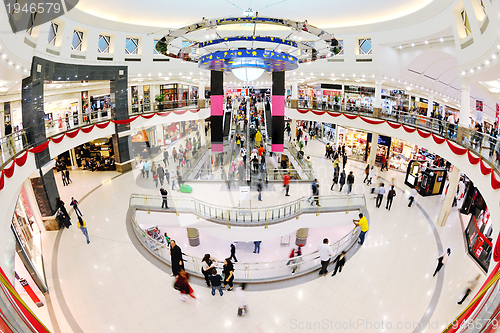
[485,60,490,65]
[158,73,162,76]
[411,43,415,47]
[232,67,265,82]
[492,54,497,59]
[425,40,428,44]
[440,37,444,42]
[1,54,6,59]
[399,45,402,49]
[461,71,466,75]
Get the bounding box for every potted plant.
[334,95,340,111]
[155,94,166,111]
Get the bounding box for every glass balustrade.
[0,129,29,167]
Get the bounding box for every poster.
[475,99,483,125]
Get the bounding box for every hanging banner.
[496,103,499,129]
[475,99,484,125]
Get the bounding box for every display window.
[337,127,368,161]
[44,98,79,131]
[343,86,374,113]
[163,123,181,145]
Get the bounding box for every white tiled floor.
[40,137,486,333]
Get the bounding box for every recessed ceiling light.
[148,73,151,76]
[158,73,162,76]
[492,54,497,59]
[398,45,402,49]
[461,71,466,75]
[425,40,428,44]
[138,73,141,77]
[485,60,490,65]
[411,43,415,47]
[440,37,444,42]
[341,74,345,77]
[1,54,6,59]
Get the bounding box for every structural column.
[210,70,224,152]
[460,78,471,127]
[200,119,206,145]
[296,228,309,246]
[187,228,200,246]
[271,71,285,152]
[69,148,78,169]
[290,119,297,141]
[291,78,298,108]
[198,80,206,108]
[373,80,382,117]
[427,94,434,117]
[437,166,461,226]
[368,133,379,167]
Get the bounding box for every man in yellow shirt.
[353,213,369,245]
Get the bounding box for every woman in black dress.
[223,258,234,291]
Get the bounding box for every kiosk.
[418,167,447,196]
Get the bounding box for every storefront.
[44,98,79,131]
[75,137,116,171]
[344,86,375,113]
[381,89,410,113]
[320,84,342,110]
[337,127,368,161]
[90,94,111,117]
[322,123,336,143]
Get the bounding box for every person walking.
[174,270,196,302]
[237,283,247,316]
[65,169,72,184]
[386,185,396,210]
[229,244,238,262]
[433,248,451,277]
[339,170,346,192]
[61,171,68,186]
[163,149,169,166]
[165,169,170,184]
[311,182,320,207]
[253,241,262,253]
[171,171,178,191]
[317,238,334,276]
[139,160,145,178]
[375,183,386,208]
[170,240,184,277]
[201,254,215,287]
[70,197,83,217]
[143,161,150,178]
[408,186,418,207]
[346,171,355,194]
[157,164,165,186]
[353,213,369,245]
[160,188,169,209]
[209,268,224,296]
[363,164,370,183]
[283,172,291,196]
[331,251,346,277]
[366,167,375,186]
[342,154,348,169]
[172,148,178,163]
[151,163,157,178]
[331,167,339,191]
[164,233,171,248]
[458,275,481,305]
[257,179,263,201]
[77,216,90,244]
[223,259,235,291]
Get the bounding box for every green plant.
[155,94,165,103]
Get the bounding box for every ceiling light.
[158,73,162,76]
[477,66,481,70]
[341,74,345,77]
[8,61,13,66]
[371,74,375,78]
[492,54,497,59]
[138,73,141,77]
[321,73,324,76]
[411,43,415,47]
[232,67,265,82]
[497,44,500,50]
[440,37,444,42]
[15,65,20,69]
[461,71,466,75]
[425,40,428,44]
[1,54,6,59]
[485,60,490,65]
[148,73,151,76]
[470,69,474,73]
[352,74,356,77]
[398,45,402,49]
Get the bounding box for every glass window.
[479,0,486,14]
[337,39,344,56]
[125,38,139,54]
[71,30,84,51]
[153,40,159,55]
[461,10,472,36]
[98,35,110,53]
[47,22,58,46]
[26,13,36,35]
[358,38,372,55]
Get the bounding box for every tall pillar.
[460,78,471,127]
[368,133,378,167]
[291,119,297,140]
[373,81,382,117]
[198,80,206,108]
[69,148,78,169]
[200,119,206,145]
[296,228,309,246]
[187,228,200,246]
[437,166,461,226]
[427,94,434,117]
[210,70,224,152]
[272,71,285,152]
[291,78,298,108]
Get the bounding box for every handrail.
[130,193,366,226]
[128,195,364,282]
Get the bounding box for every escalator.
[264,99,272,140]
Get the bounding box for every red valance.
[326,112,342,117]
[386,122,401,129]
[360,116,385,125]
[416,128,431,138]
[296,109,310,114]
[343,114,358,120]
[140,114,156,119]
[446,140,467,155]
[15,152,28,167]
[65,129,80,139]
[27,141,50,154]
[96,121,111,129]
[81,125,95,134]
[402,125,416,133]
[491,171,500,190]
[189,109,201,113]
[50,134,65,144]
[432,134,445,145]
[112,116,139,124]
[467,151,481,165]
[311,110,326,116]
[480,160,492,176]
[3,161,15,178]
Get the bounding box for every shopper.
[143,161,150,178]
[346,171,355,194]
[408,186,418,207]
[386,185,396,210]
[342,154,347,169]
[339,170,346,192]
[61,171,68,186]
[331,167,339,191]
[317,238,334,276]
[458,275,481,305]
[65,169,72,184]
[201,254,215,287]
[70,197,83,217]
[433,248,451,277]
[163,149,169,166]
[253,241,262,254]
[237,283,248,316]
[257,179,263,201]
[331,251,346,277]
[157,164,165,186]
[283,172,291,196]
[223,259,234,291]
[170,240,184,277]
[172,148,178,163]
[367,167,375,186]
[353,213,369,245]
[229,244,238,262]
[77,216,90,244]
[311,182,320,207]
[375,183,386,208]
[209,268,224,296]
[160,188,169,209]
[363,164,370,183]
[139,160,145,178]
[165,169,170,184]
[164,232,171,248]
[174,270,196,302]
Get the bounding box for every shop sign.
[475,99,484,124]
[360,86,375,94]
[344,85,359,93]
[391,90,405,95]
[367,133,391,146]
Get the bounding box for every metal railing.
[129,99,202,114]
[130,193,366,226]
[129,194,364,281]
[0,130,28,167]
[45,110,113,137]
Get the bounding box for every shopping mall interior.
[1,1,500,332]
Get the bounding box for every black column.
[210,70,224,152]
[271,71,285,152]
[110,69,132,172]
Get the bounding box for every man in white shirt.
[317,238,334,276]
[375,183,386,208]
[408,186,418,207]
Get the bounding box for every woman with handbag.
[174,270,196,302]
[223,258,234,291]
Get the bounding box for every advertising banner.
[475,99,483,125]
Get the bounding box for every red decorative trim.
[140,114,156,119]
[189,109,201,113]
[27,141,50,154]
[81,125,95,134]
[15,153,28,167]
[173,110,188,115]
[0,172,3,191]
[432,133,445,145]
[491,171,500,190]
[50,134,65,144]
[311,110,326,116]
[96,121,111,129]
[467,151,481,165]
[65,129,80,139]
[480,160,492,175]
[3,161,15,178]
[446,140,467,155]
[112,116,139,125]
[360,116,385,125]
[402,125,416,133]
[343,114,358,120]
[386,121,401,129]
[156,112,170,117]
[296,109,311,114]
[416,128,431,138]
[326,112,342,117]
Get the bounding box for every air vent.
[153,58,170,62]
[24,37,36,48]
[327,58,344,62]
[125,58,141,62]
[97,57,113,61]
[71,54,86,60]
[461,38,474,49]
[480,16,489,34]
[46,48,60,56]
[356,58,372,62]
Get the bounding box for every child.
[209,268,224,296]
[153,173,158,187]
